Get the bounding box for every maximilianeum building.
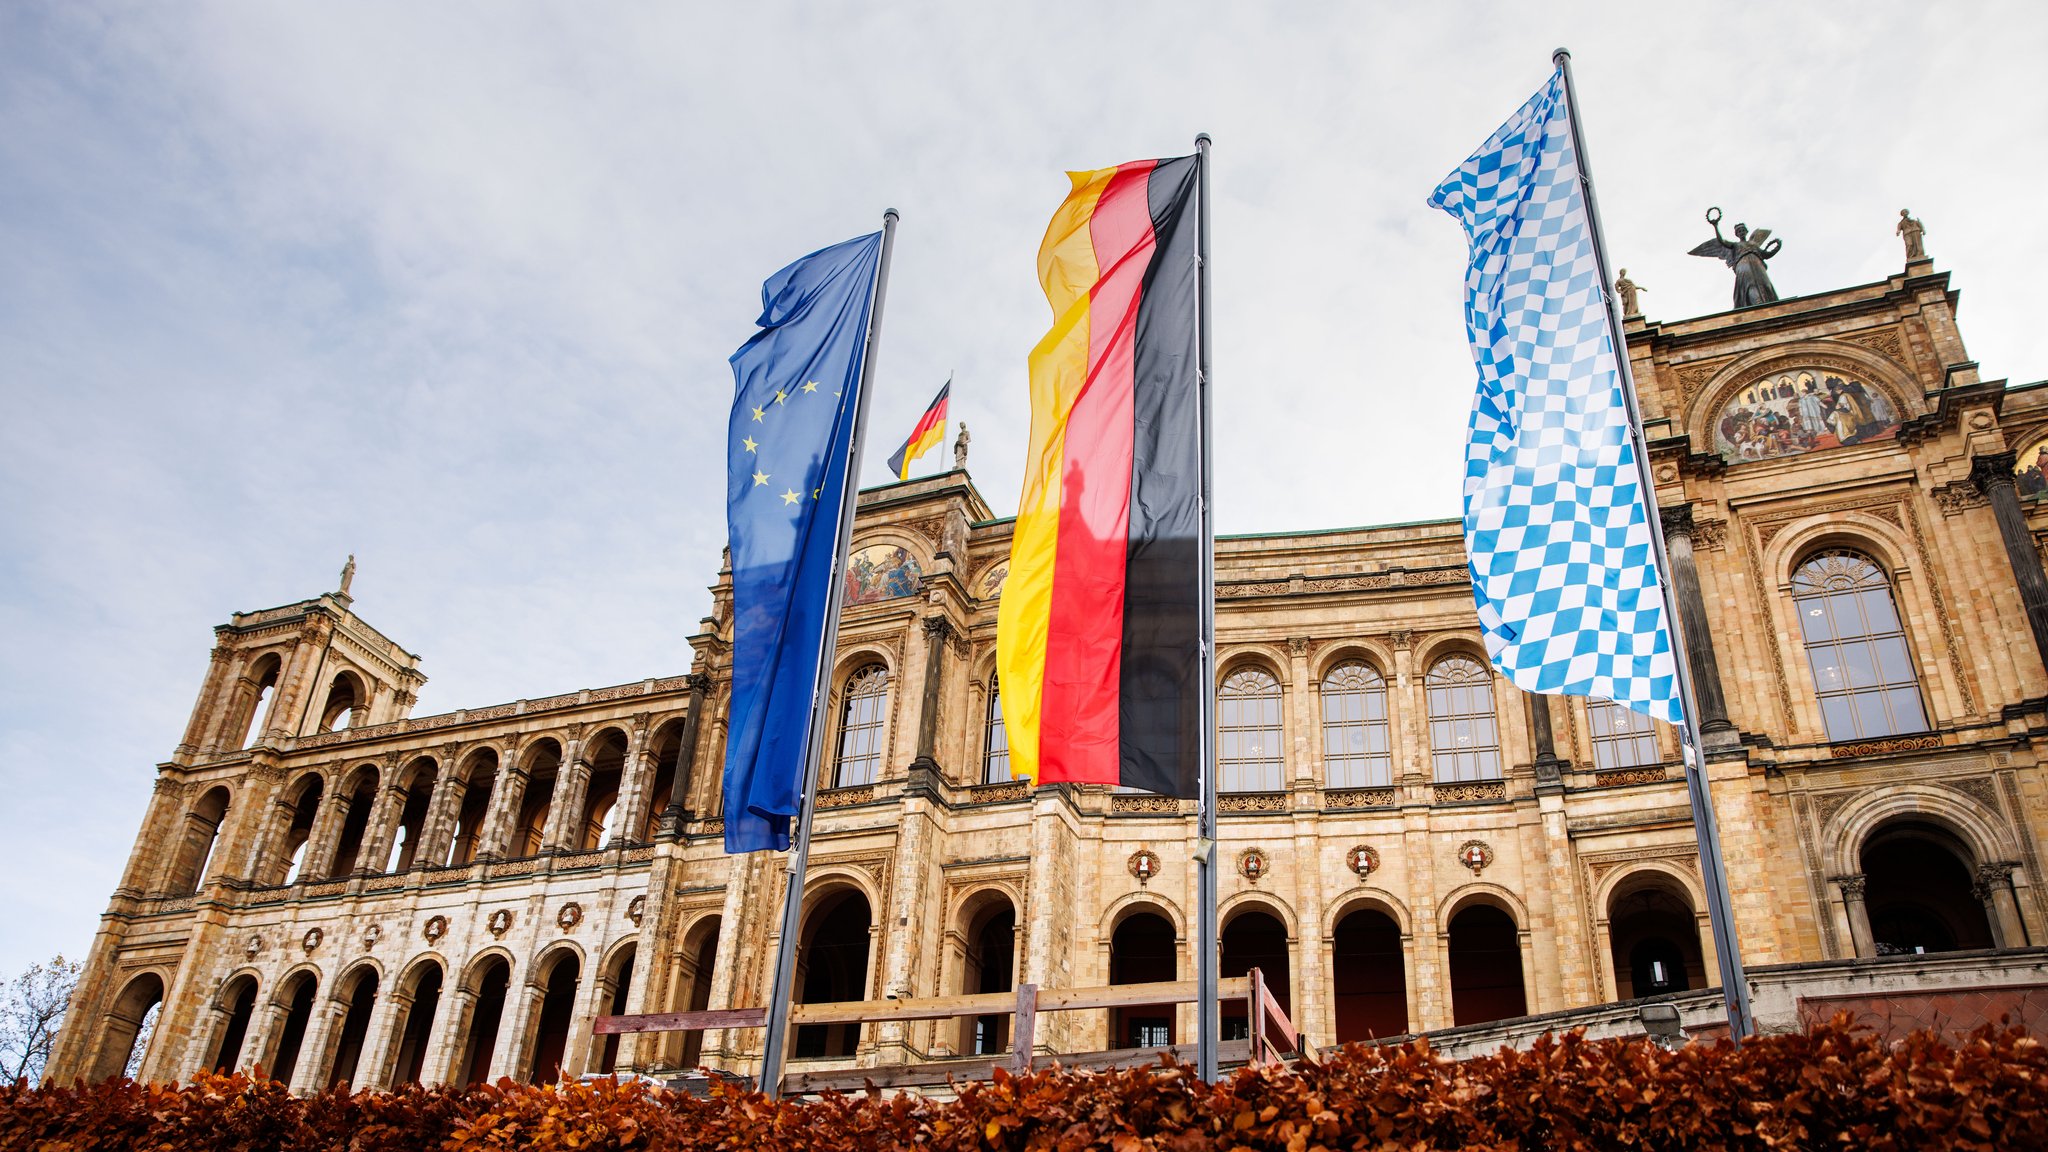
[46,246,2048,1092]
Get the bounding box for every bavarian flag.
[996,155,1203,798]
[885,377,950,479]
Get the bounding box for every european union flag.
[723,232,884,853]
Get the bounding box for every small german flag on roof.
[886,377,949,479]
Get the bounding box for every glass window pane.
[1872,636,1914,686]
[1798,603,1833,643]
[1841,643,1879,689]
[1851,691,1890,739]
[1859,587,1901,633]
[1885,687,1927,733]
[1819,695,1857,742]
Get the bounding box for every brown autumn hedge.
[5,1018,2046,1151]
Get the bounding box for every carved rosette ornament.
[422,915,448,943]
[557,902,584,931]
[1128,849,1161,885]
[301,927,323,954]
[1346,845,1381,879]
[1458,840,1494,876]
[1238,848,1270,884]
[627,895,646,926]
[487,909,514,938]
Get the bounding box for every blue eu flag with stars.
[723,232,883,853]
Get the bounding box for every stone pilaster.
[907,617,955,791]
[1972,452,2048,671]
[662,674,713,834]
[1659,504,1736,746]
[1834,874,1875,958]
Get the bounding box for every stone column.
[296,773,349,882]
[1659,505,1736,746]
[1976,862,2029,949]
[1527,691,1565,789]
[662,674,712,834]
[357,781,409,876]
[415,759,465,870]
[286,996,346,1095]
[478,762,530,861]
[611,728,655,846]
[424,986,476,1087]
[352,988,409,1091]
[544,757,594,854]
[489,979,544,1082]
[1972,452,2048,670]
[908,617,955,791]
[1834,874,1875,958]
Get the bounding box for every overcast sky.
[3,2,2044,977]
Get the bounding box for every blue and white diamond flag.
[1428,69,1681,725]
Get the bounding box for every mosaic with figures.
[843,543,921,605]
[1712,369,1899,464]
[2017,433,2048,500]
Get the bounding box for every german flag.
[996,155,1202,798]
[885,379,950,480]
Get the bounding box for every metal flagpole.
[759,209,902,1097]
[1193,132,1221,1082]
[1551,49,1755,1039]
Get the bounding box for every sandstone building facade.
[46,252,2048,1089]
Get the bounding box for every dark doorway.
[268,973,318,1085]
[1220,910,1291,1044]
[1607,883,1705,1000]
[1332,908,1407,1042]
[1863,824,1994,955]
[211,977,258,1072]
[794,891,872,1059]
[678,920,721,1070]
[961,903,1016,1055]
[596,947,636,1074]
[390,964,442,1086]
[527,954,581,1083]
[1109,911,1178,1049]
[1447,903,1527,1026]
[326,971,379,1088]
[460,959,510,1087]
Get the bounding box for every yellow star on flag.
[774,389,788,404]
[751,405,765,422]
[781,489,801,505]
[752,471,770,487]
[742,436,758,453]
[801,381,819,393]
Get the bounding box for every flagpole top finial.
[1552,47,1571,65]
[1195,132,1212,149]
[883,208,900,225]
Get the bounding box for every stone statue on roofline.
[954,421,970,470]
[1688,206,1781,309]
[1613,269,1646,318]
[338,554,356,597]
[1897,208,1927,262]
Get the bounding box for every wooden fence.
[595,967,1299,1094]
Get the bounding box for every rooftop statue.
[1688,206,1781,309]
[1897,208,1927,262]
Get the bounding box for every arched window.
[1426,655,1501,782]
[832,665,890,787]
[982,675,1011,784]
[1218,667,1284,792]
[1588,700,1659,771]
[1321,662,1391,788]
[1791,551,1928,741]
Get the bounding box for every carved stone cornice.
[1932,479,1991,516]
